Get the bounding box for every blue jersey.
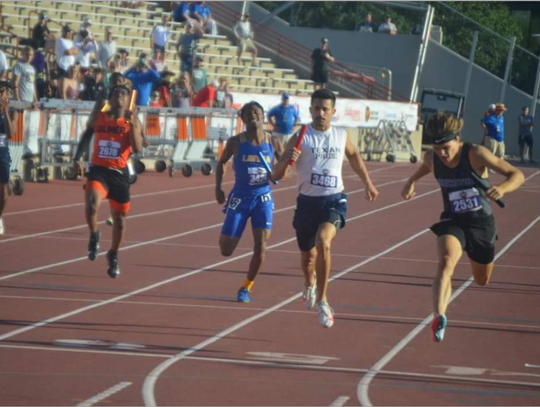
[232,133,274,197]
[481,114,504,142]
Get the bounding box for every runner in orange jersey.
[73,82,143,278]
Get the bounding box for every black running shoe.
[87,230,101,261]
[106,250,120,278]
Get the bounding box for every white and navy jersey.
[296,124,347,196]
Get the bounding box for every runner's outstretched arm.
[402,150,434,200]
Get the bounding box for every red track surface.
[1,162,540,406]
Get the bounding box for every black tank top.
[0,114,8,149]
[433,143,492,219]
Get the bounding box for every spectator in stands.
[172,1,192,24]
[124,52,161,106]
[151,15,171,62]
[192,56,207,93]
[480,103,506,159]
[267,92,300,145]
[233,13,259,67]
[205,13,218,36]
[311,38,334,90]
[55,25,78,78]
[32,13,55,50]
[358,13,377,33]
[518,106,535,164]
[80,18,94,40]
[98,30,116,69]
[60,65,80,100]
[75,29,99,69]
[150,90,164,107]
[170,72,193,108]
[190,1,209,25]
[81,68,105,101]
[155,70,174,107]
[12,47,37,103]
[121,1,145,9]
[378,16,398,35]
[176,21,204,73]
[192,79,218,107]
[214,78,229,108]
[31,47,49,100]
[0,50,7,80]
[485,103,496,117]
[150,49,169,73]
[223,82,234,109]
[118,48,130,72]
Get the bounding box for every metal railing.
[211,2,408,101]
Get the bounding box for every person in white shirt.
[11,47,37,103]
[233,13,258,67]
[204,14,218,36]
[98,30,116,69]
[0,50,7,79]
[74,29,98,69]
[273,89,379,328]
[151,15,170,63]
[55,25,79,77]
[378,16,398,35]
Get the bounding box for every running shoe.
[106,215,114,226]
[106,250,120,278]
[237,287,250,303]
[431,314,447,343]
[317,301,335,328]
[302,283,317,309]
[87,230,101,261]
[0,217,4,235]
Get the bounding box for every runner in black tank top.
[0,81,16,236]
[401,111,525,343]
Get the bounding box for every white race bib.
[98,140,121,159]
[310,170,338,189]
[449,188,483,214]
[248,167,268,186]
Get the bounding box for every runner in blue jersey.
[0,81,17,236]
[215,101,284,303]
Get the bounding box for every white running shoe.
[0,217,4,235]
[317,301,334,328]
[302,283,317,309]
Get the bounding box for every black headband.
[432,132,459,145]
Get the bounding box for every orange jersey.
[91,112,132,169]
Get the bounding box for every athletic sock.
[241,279,254,291]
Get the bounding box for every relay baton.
[470,171,505,208]
[258,150,278,185]
[129,89,137,112]
[288,124,307,166]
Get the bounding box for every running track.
[1,162,540,406]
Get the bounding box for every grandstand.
[0,1,395,99]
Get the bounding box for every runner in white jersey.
[273,89,379,328]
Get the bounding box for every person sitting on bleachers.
[189,1,209,25]
[204,13,218,36]
[172,1,192,24]
[32,13,55,51]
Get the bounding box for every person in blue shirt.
[518,106,535,164]
[267,93,300,145]
[0,82,17,235]
[480,103,506,159]
[172,1,191,23]
[215,101,283,303]
[124,53,161,106]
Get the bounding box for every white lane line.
[2,295,539,331]
[4,180,236,217]
[1,344,540,392]
[357,170,540,407]
[0,188,438,342]
[357,213,540,406]
[0,165,401,242]
[0,178,417,281]
[141,228,431,406]
[76,381,132,407]
[330,396,350,406]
